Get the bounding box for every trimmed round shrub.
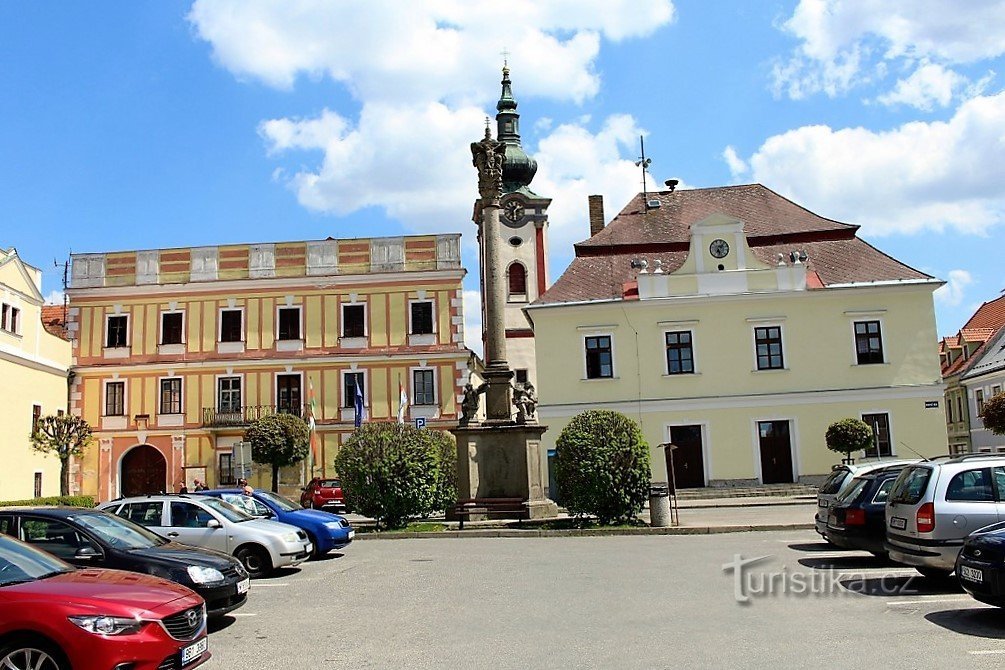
[429,429,457,513]
[983,392,1005,436]
[335,422,448,529]
[825,418,874,460]
[554,410,651,525]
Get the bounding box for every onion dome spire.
[495,64,537,193]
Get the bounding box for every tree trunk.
[272,464,279,493]
[60,457,70,496]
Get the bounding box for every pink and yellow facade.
[66,235,469,501]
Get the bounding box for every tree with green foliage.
[982,392,1005,436]
[245,413,310,492]
[30,414,93,496]
[554,410,651,525]
[334,422,446,529]
[825,418,874,462]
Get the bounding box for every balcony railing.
[202,405,305,427]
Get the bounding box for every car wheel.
[235,545,273,578]
[916,567,953,580]
[305,532,326,559]
[0,639,68,670]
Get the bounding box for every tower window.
[508,263,527,301]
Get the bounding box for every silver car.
[816,459,917,538]
[100,494,313,578]
[886,455,1005,578]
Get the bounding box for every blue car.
[197,488,353,558]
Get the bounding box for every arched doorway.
[120,445,167,497]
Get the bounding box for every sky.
[2,0,1005,353]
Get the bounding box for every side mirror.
[207,519,222,529]
[74,546,101,560]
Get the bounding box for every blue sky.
[3,1,1004,346]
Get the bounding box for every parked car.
[886,454,1005,578]
[816,459,917,539]
[301,477,348,512]
[823,465,907,556]
[99,494,313,578]
[0,506,249,618]
[956,521,1005,607]
[0,532,210,670]
[197,488,353,558]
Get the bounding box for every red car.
[0,533,210,670]
[301,477,347,512]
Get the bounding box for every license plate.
[890,517,907,530]
[348,530,355,540]
[960,565,984,583]
[818,500,828,508]
[236,578,250,594]
[181,637,208,666]
[304,543,313,554]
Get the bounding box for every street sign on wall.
[415,417,427,429]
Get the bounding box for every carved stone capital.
[471,131,506,201]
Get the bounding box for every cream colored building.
[0,248,71,499]
[528,185,948,488]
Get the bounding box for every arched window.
[508,263,527,300]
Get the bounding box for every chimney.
[588,195,605,237]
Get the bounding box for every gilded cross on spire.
[500,47,510,69]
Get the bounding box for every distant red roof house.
[40,305,68,339]
[940,294,1005,378]
[535,184,933,306]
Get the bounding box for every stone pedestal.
[452,423,559,519]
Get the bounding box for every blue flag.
[353,377,364,428]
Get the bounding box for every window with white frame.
[343,371,365,408]
[854,320,884,365]
[0,303,20,335]
[161,312,184,345]
[862,413,892,458]
[105,381,125,416]
[159,378,182,415]
[106,315,129,348]
[277,306,301,341]
[977,389,986,417]
[754,326,784,370]
[220,309,243,342]
[413,369,436,405]
[217,377,242,413]
[410,301,434,335]
[342,304,366,338]
[585,335,613,379]
[665,331,695,375]
[277,374,302,414]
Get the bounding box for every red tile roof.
[940,295,1005,377]
[536,184,933,306]
[40,305,68,339]
[963,294,1005,330]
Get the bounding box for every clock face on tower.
[709,238,730,259]
[503,199,525,225]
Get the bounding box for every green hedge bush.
[335,422,450,529]
[555,410,651,525]
[0,495,95,508]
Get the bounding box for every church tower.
[476,64,551,389]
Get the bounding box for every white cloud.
[772,0,1005,102]
[43,290,64,306]
[737,92,1005,236]
[722,145,749,180]
[875,61,966,110]
[462,289,483,358]
[935,269,974,306]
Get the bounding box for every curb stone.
[355,522,815,540]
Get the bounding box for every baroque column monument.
[451,72,558,520]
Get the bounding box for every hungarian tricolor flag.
[306,377,319,474]
[397,377,408,424]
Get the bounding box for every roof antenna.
[53,253,70,331]
[635,135,653,211]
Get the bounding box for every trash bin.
[649,483,671,528]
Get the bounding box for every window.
[221,493,270,517]
[956,395,964,423]
[277,307,301,340]
[410,301,434,335]
[343,304,366,338]
[754,326,784,370]
[105,381,125,416]
[161,312,184,345]
[854,320,884,364]
[665,331,695,375]
[19,518,97,561]
[220,309,243,342]
[413,369,435,405]
[169,502,215,528]
[219,453,235,486]
[995,385,1003,398]
[946,468,995,502]
[33,472,42,498]
[159,378,182,415]
[277,374,302,414]
[343,372,365,408]
[121,501,164,527]
[585,336,613,379]
[106,315,128,348]
[977,389,986,416]
[872,478,897,505]
[218,377,242,413]
[0,304,19,334]
[508,263,527,299]
[862,413,892,458]
[889,466,932,505]
[32,405,41,433]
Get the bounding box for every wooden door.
[121,445,167,497]
[668,425,705,489]
[758,421,794,484]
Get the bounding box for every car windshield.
[198,496,255,523]
[256,490,302,512]
[320,479,341,488]
[889,466,933,505]
[0,535,73,587]
[72,512,168,550]
[819,469,849,495]
[836,477,869,504]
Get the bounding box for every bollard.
[649,483,671,527]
